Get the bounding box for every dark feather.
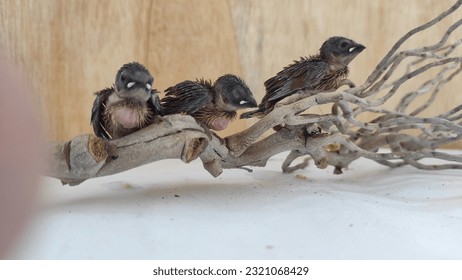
[161,79,213,115]
[148,89,163,116]
[91,87,114,140]
[193,107,237,128]
[264,56,329,103]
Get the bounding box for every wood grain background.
[1,0,461,146]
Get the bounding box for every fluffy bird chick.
[161,74,257,131]
[241,36,365,119]
[91,62,162,140]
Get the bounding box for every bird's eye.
[120,75,126,82]
[127,82,135,89]
[146,83,152,91]
[340,41,349,49]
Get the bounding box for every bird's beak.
[348,43,366,54]
[246,96,258,107]
[251,99,257,107]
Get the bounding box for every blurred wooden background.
[1,0,461,146]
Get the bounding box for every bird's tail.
[240,108,263,119]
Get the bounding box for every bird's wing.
[91,87,113,140]
[161,80,213,115]
[264,58,329,102]
[148,89,163,116]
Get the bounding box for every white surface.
[10,152,462,259]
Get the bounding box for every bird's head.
[213,74,257,111]
[319,36,365,66]
[114,62,154,102]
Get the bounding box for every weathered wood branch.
[48,1,462,185]
[49,115,209,185]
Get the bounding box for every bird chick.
[161,74,257,131]
[91,62,162,140]
[240,36,365,119]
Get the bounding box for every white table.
[10,152,462,259]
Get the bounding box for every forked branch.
[49,1,462,184]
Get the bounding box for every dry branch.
[48,115,209,185]
[48,0,462,185]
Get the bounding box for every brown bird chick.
[91,62,162,140]
[240,36,365,119]
[161,74,257,131]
